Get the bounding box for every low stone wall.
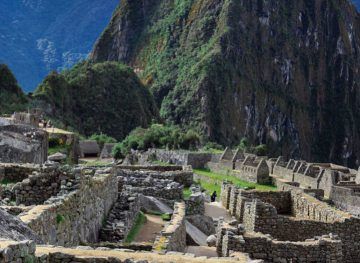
[222,231,343,262]
[20,170,118,246]
[185,193,205,215]
[146,149,216,169]
[115,167,193,188]
[100,193,140,243]
[0,239,37,262]
[153,202,186,253]
[330,184,360,216]
[116,169,185,200]
[14,166,74,206]
[0,163,40,183]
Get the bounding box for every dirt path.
[186,246,218,257]
[205,202,232,221]
[134,214,164,243]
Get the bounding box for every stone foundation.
[20,169,118,246]
[153,202,186,253]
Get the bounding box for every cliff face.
[91,0,360,167]
[0,64,28,114]
[33,62,158,140]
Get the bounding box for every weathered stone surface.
[0,124,48,164]
[0,208,42,243]
[48,152,67,162]
[207,235,217,247]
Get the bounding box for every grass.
[82,159,113,167]
[56,214,65,224]
[152,160,171,166]
[124,212,147,244]
[161,213,172,221]
[0,179,17,185]
[194,169,276,195]
[48,144,70,155]
[183,187,192,199]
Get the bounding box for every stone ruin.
[207,148,270,184]
[0,124,48,164]
[0,161,249,263]
[217,182,358,262]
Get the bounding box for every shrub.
[89,133,117,149]
[203,141,224,151]
[254,144,268,156]
[238,137,250,151]
[112,124,201,159]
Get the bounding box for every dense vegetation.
[0,64,28,114]
[92,0,360,167]
[33,61,159,140]
[113,123,201,159]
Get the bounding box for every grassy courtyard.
[194,169,276,196]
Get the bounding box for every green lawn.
[124,212,147,243]
[183,187,192,199]
[194,169,276,195]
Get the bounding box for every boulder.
[206,235,217,247]
[48,152,67,162]
[0,124,48,164]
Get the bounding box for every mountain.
[353,0,360,9]
[91,0,360,167]
[33,61,158,140]
[0,64,28,114]
[0,0,119,92]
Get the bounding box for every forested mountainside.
[33,62,158,140]
[0,0,118,91]
[0,64,28,114]
[91,0,360,167]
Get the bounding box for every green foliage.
[0,64,28,114]
[161,213,172,221]
[202,142,224,153]
[89,133,117,149]
[183,187,192,199]
[112,123,201,159]
[124,212,147,243]
[56,214,65,224]
[0,179,17,185]
[238,137,250,152]
[194,169,276,193]
[253,144,268,156]
[33,61,158,141]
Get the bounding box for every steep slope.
[33,62,158,140]
[91,0,360,167]
[0,0,118,91]
[0,64,28,114]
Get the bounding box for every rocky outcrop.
[0,124,48,164]
[0,208,42,243]
[91,0,360,167]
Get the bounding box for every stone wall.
[330,183,360,216]
[185,193,205,216]
[115,166,193,187]
[222,230,343,262]
[100,193,140,243]
[14,166,74,206]
[0,239,37,263]
[145,149,217,169]
[271,157,356,198]
[20,169,118,246]
[0,163,40,183]
[208,151,270,184]
[153,202,186,253]
[116,169,185,200]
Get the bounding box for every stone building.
[207,148,270,184]
[79,140,100,158]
